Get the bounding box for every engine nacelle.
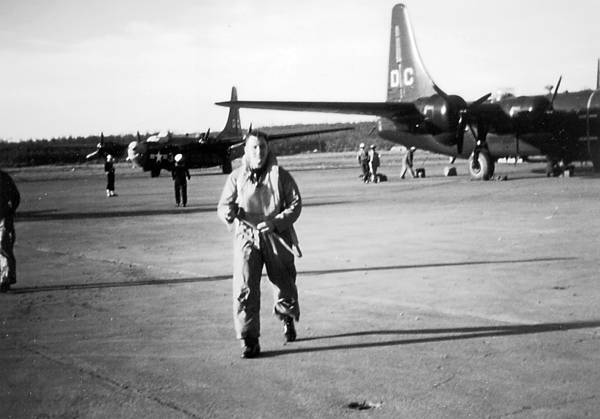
[498,95,552,132]
[410,94,466,146]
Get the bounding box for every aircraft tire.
[590,142,600,172]
[150,168,161,177]
[468,150,494,180]
[222,159,232,174]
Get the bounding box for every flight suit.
[357,148,369,182]
[400,149,415,178]
[217,153,301,340]
[368,148,380,182]
[0,170,20,289]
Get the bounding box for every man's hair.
[244,132,268,145]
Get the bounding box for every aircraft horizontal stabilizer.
[215,100,419,120]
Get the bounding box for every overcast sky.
[1,0,599,140]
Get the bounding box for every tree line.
[0,122,397,167]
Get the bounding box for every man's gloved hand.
[224,209,236,224]
[256,220,275,233]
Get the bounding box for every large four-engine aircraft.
[217,4,600,180]
[86,87,352,177]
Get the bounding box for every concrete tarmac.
[1,152,599,418]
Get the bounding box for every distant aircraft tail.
[219,86,242,139]
[387,4,436,102]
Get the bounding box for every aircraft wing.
[263,126,354,141]
[215,100,420,120]
[227,126,354,152]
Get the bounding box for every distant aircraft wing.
[263,126,354,141]
[227,126,354,151]
[215,100,421,120]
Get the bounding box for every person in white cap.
[217,132,302,358]
[171,153,190,207]
[104,154,117,197]
[400,146,416,179]
[356,143,369,182]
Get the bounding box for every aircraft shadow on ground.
[300,256,577,277]
[10,256,575,294]
[10,275,231,294]
[16,206,217,221]
[530,167,600,178]
[15,201,350,222]
[260,320,600,358]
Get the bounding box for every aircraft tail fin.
[596,58,600,90]
[387,4,436,102]
[219,86,242,139]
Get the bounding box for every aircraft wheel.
[590,142,600,172]
[468,150,494,180]
[150,167,161,177]
[222,159,232,174]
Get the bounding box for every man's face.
[245,135,268,169]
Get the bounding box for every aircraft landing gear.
[546,158,562,177]
[589,142,600,173]
[546,157,575,177]
[468,150,494,180]
[221,158,232,174]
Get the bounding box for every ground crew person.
[105,154,116,197]
[356,143,369,182]
[368,144,380,183]
[401,146,416,179]
[217,133,302,359]
[171,154,190,207]
[0,169,20,293]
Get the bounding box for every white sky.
[1,0,599,140]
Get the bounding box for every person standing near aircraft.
[171,154,191,207]
[0,169,20,293]
[356,142,370,182]
[400,147,416,179]
[217,132,302,359]
[104,154,116,197]
[368,144,380,183]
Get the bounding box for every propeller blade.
[470,93,492,107]
[551,76,562,106]
[86,150,99,160]
[205,128,210,140]
[137,131,141,141]
[433,84,449,100]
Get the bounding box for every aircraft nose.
[127,141,141,166]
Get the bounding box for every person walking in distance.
[356,143,370,182]
[400,147,416,179]
[368,144,381,183]
[171,154,191,207]
[105,154,117,197]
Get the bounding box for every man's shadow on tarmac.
[10,256,576,294]
[259,320,600,358]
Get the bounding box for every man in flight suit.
[356,143,369,182]
[400,146,416,179]
[217,133,302,358]
[0,169,20,293]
